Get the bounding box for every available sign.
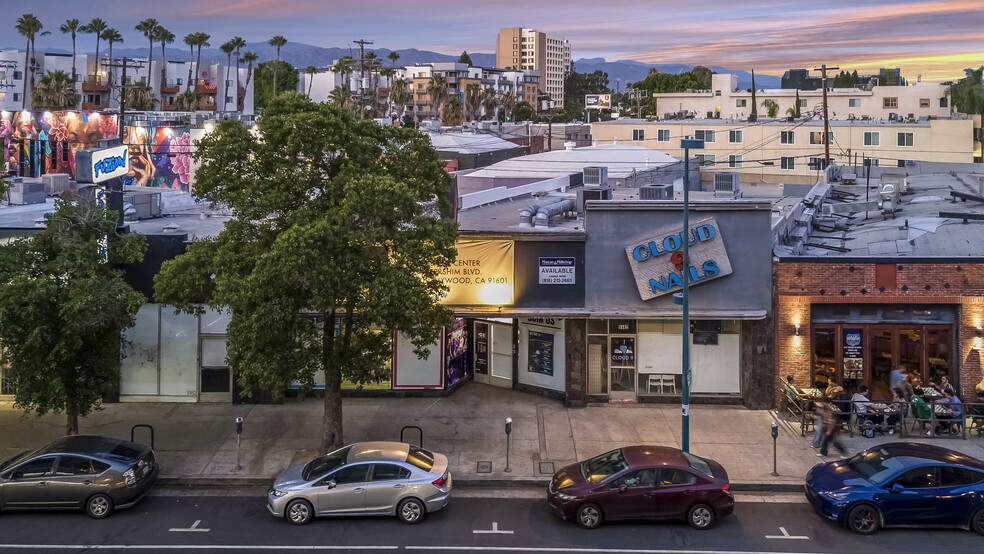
[539,257,575,285]
[438,239,514,306]
[623,216,733,300]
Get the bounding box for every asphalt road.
[0,491,982,553]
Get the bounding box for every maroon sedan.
[547,446,734,530]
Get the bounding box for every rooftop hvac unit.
[122,190,163,220]
[583,166,608,186]
[5,178,45,206]
[639,183,673,200]
[576,185,612,213]
[713,172,740,198]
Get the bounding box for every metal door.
[364,463,411,514]
[0,456,55,509]
[316,464,369,515]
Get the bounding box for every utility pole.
[813,64,839,168]
[102,57,144,141]
[353,39,373,120]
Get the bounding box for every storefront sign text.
[438,240,514,305]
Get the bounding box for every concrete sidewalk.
[3,382,983,489]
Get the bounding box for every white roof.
[428,132,522,155]
[464,144,679,180]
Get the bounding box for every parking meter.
[236,417,244,435]
[770,421,779,476]
[505,417,512,436]
[771,420,778,439]
[235,417,244,471]
[504,417,513,473]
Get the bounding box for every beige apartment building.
[591,116,982,185]
[496,28,571,104]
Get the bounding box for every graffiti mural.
[0,111,118,178]
[123,125,193,191]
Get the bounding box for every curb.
[157,476,804,493]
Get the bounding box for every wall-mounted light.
[975,326,983,351]
[795,324,801,337]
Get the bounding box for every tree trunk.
[148,38,154,84]
[273,49,280,97]
[187,45,193,91]
[66,411,79,435]
[71,35,76,83]
[320,309,343,452]
[22,38,29,108]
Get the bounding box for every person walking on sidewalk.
[811,390,827,449]
[819,400,848,458]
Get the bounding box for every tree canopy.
[254,60,299,112]
[629,66,714,117]
[563,65,611,121]
[951,66,984,117]
[458,51,472,65]
[32,70,80,110]
[153,94,458,450]
[0,199,146,435]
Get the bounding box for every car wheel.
[575,503,603,529]
[286,499,314,526]
[688,503,716,530]
[85,493,113,519]
[398,497,426,524]
[971,507,984,536]
[846,504,879,535]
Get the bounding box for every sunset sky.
[4,0,982,81]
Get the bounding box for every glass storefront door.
[869,328,894,400]
[609,336,637,401]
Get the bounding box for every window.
[584,449,628,484]
[302,446,352,480]
[849,98,861,108]
[864,131,880,146]
[729,129,742,143]
[224,96,233,104]
[659,468,697,486]
[614,468,657,488]
[657,129,670,142]
[799,98,807,108]
[330,464,369,485]
[697,154,715,167]
[728,155,742,168]
[694,129,715,143]
[13,93,21,102]
[809,157,825,170]
[810,131,833,145]
[13,71,23,80]
[370,464,411,481]
[869,158,880,167]
[781,156,795,170]
[780,130,795,144]
[939,466,984,487]
[736,99,746,107]
[897,132,914,147]
[919,98,930,108]
[894,467,936,489]
[714,90,721,96]
[940,97,948,108]
[55,456,95,476]
[883,97,898,109]
[897,159,908,168]
[632,129,645,141]
[12,457,54,479]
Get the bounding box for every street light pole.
[679,136,704,453]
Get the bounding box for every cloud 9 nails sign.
[624,217,733,300]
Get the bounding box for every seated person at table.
[852,386,885,428]
[972,386,984,417]
[936,390,963,435]
[911,393,932,422]
[939,376,956,397]
[884,389,907,434]
[899,374,916,401]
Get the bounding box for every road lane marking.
[168,519,210,532]
[407,548,830,553]
[764,526,810,540]
[472,521,514,534]
[0,546,398,551]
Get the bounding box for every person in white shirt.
[852,386,884,428]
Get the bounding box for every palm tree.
[442,96,464,126]
[183,33,196,90]
[268,35,287,96]
[221,39,235,103]
[500,91,517,122]
[103,29,123,84]
[135,18,158,84]
[31,70,80,110]
[427,74,448,121]
[59,19,80,81]
[155,27,175,94]
[761,99,779,118]
[387,51,400,69]
[193,32,211,89]
[231,36,246,93]
[82,18,108,81]
[331,56,353,89]
[389,78,411,122]
[305,66,318,97]
[125,81,157,111]
[242,51,258,95]
[481,87,499,120]
[328,85,351,110]
[365,51,380,93]
[15,14,47,106]
[173,89,207,111]
[464,83,482,121]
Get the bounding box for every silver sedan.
[268,441,452,525]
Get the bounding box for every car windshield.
[302,446,352,481]
[683,452,713,477]
[848,447,907,484]
[406,446,435,471]
[582,449,628,484]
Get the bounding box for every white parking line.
[0,546,399,551]
[472,522,514,534]
[764,526,810,540]
[168,519,210,532]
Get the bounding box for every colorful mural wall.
[123,125,194,192]
[1,111,118,179]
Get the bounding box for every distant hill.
[9,41,775,88]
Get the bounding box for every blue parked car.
[806,442,984,535]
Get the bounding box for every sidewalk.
[3,382,983,490]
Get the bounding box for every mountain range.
[6,41,779,89]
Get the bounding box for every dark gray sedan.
[0,435,159,518]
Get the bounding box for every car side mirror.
[891,483,904,493]
[327,479,337,489]
[618,484,628,493]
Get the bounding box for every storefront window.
[609,336,636,396]
[445,319,468,387]
[587,335,608,395]
[160,308,199,397]
[895,328,922,396]
[812,328,836,389]
[121,304,162,396]
[869,329,893,399]
[926,328,951,388]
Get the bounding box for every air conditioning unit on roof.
[583,166,608,186]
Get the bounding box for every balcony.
[82,77,109,92]
[160,82,181,94]
[82,101,109,111]
[194,80,218,94]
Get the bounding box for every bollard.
[771,420,779,477]
[504,417,513,473]
[235,417,244,471]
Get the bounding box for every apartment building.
[592,116,980,185]
[496,28,571,104]
[0,50,28,112]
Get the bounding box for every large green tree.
[31,70,80,110]
[563,65,610,121]
[951,66,984,117]
[153,94,457,451]
[254,60,299,112]
[0,200,146,435]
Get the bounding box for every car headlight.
[270,488,289,497]
[821,490,851,501]
[555,491,577,501]
[123,468,136,486]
